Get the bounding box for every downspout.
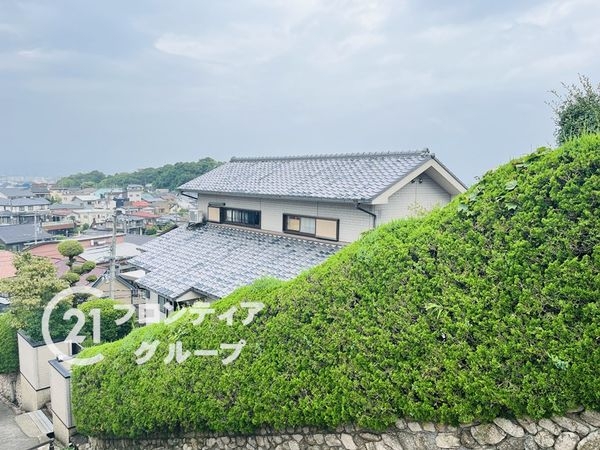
[355,202,377,229]
[180,191,198,201]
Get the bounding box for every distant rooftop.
[81,242,142,264]
[0,197,50,207]
[0,188,34,199]
[179,150,464,202]
[0,224,53,245]
[0,250,16,279]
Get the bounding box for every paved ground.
[0,400,42,450]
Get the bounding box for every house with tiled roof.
[0,223,54,251]
[0,188,51,225]
[130,150,465,316]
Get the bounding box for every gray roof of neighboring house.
[178,150,459,202]
[0,224,53,245]
[73,195,99,202]
[31,184,50,194]
[141,193,164,202]
[0,198,50,207]
[0,188,34,199]
[80,243,143,264]
[49,203,85,210]
[124,234,155,246]
[3,198,50,207]
[130,223,342,300]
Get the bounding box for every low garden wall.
[73,409,600,450]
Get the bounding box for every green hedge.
[72,135,600,438]
[0,313,19,374]
[78,299,134,345]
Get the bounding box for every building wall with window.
[195,175,451,243]
[198,196,371,242]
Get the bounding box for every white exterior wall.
[73,209,112,226]
[197,195,373,243]
[194,173,454,243]
[375,173,452,223]
[18,333,71,411]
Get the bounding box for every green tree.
[551,75,600,144]
[58,240,84,269]
[0,253,70,342]
[55,170,106,188]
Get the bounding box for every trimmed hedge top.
[73,135,600,438]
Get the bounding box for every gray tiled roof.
[2,198,50,207]
[178,151,433,202]
[0,188,34,199]
[0,224,53,245]
[130,223,342,300]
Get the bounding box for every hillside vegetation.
[72,135,600,438]
[55,158,221,191]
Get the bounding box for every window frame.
[215,207,262,228]
[158,295,173,315]
[282,213,340,242]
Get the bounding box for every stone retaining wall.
[72,409,600,450]
[0,372,21,406]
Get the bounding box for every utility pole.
[109,208,119,299]
[33,211,38,244]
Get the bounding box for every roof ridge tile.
[230,149,429,162]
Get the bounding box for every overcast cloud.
[1,0,599,183]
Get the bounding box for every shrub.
[72,135,600,438]
[81,261,96,273]
[61,272,80,286]
[78,299,134,345]
[0,314,18,374]
[86,274,98,283]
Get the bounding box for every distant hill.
[55,158,222,191]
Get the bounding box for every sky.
[1,0,599,184]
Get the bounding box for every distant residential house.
[0,192,51,225]
[71,195,102,209]
[30,183,51,199]
[130,211,159,226]
[0,188,35,200]
[126,185,144,203]
[93,213,148,235]
[72,209,113,227]
[48,187,75,203]
[128,200,151,211]
[55,188,96,204]
[130,150,466,316]
[141,193,171,215]
[94,188,127,209]
[0,224,54,251]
